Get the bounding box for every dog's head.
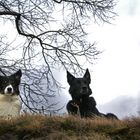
[0,70,22,96]
[67,69,92,100]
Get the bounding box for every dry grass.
[0,115,140,140]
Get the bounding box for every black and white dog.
[66,69,118,119]
[0,70,22,117]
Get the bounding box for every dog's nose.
[7,87,12,93]
[82,87,87,91]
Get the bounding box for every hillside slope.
[0,115,140,140]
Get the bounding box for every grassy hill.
[0,115,140,140]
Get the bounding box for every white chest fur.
[0,94,21,117]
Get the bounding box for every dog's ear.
[84,69,91,84]
[12,69,22,81]
[67,71,75,85]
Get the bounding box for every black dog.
[66,69,118,119]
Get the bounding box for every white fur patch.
[4,84,14,94]
[0,94,21,118]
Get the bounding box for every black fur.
[67,69,92,100]
[66,69,118,119]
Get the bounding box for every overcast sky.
[85,0,140,104]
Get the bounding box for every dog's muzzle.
[4,85,14,94]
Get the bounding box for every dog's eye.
[3,80,7,84]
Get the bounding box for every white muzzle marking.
[4,85,14,94]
